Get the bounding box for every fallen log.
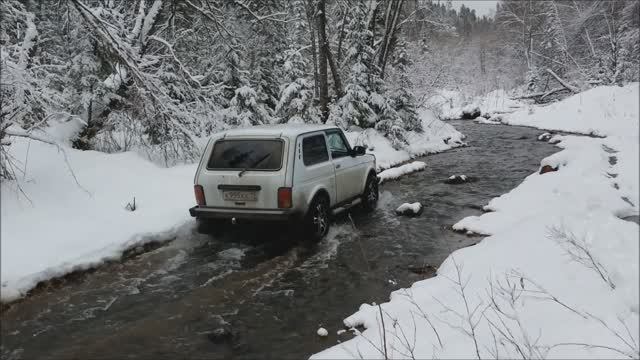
[545,68,579,93]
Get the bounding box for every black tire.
[304,195,330,241]
[196,218,226,236]
[361,173,379,212]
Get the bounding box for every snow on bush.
[346,109,465,171]
[429,88,525,120]
[312,84,639,359]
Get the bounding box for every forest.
[2,0,639,174]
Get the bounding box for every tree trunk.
[367,1,380,88]
[326,45,343,98]
[304,0,319,98]
[316,0,329,122]
[379,0,403,79]
[336,9,348,64]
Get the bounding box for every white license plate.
[224,191,257,202]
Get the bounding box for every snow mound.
[378,161,426,184]
[316,327,328,337]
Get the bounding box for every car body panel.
[192,124,376,222]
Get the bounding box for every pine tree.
[275,47,319,123]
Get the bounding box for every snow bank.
[1,132,196,302]
[504,83,639,137]
[312,84,639,359]
[346,108,465,171]
[378,161,426,184]
[504,83,639,205]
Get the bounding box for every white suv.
[189,124,378,239]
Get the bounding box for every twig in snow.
[3,129,91,196]
[378,304,388,360]
[547,225,616,289]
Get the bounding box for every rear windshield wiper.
[238,153,272,177]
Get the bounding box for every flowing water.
[0,121,559,359]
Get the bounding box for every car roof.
[218,124,339,139]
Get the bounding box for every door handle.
[335,164,341,169]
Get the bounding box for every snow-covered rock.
[539,164,558,174]
[460,104,481,119]
[316,327,328,337]
[474,116,501,125]
[538,132,553,141]
[395,202,423,216]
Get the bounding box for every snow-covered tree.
[276,48,319,124]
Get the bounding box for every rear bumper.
[189,206,299,222]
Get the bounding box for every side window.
[302,134,329,166]
[326,130,350,159]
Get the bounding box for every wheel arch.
[305,187,331,217]
[362,165,378,193]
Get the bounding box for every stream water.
[0,120,560,359]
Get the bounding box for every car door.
[325,129,362,203]
[293,132,337,207]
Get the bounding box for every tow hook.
[231,217,237,225]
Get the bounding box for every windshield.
[207,139,283,170]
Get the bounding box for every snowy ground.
[0,109,461,303]
[312,84,639,359]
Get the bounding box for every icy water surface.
[0,121,559,359]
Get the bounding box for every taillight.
[194,185,206,206]
[278,187,292,208]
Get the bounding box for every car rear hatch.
[196,137,288,210]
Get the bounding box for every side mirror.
[352,145,367,156]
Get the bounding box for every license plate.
[224,191,257,202]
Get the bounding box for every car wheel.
[305,195,330,241]
[361,174,379,212]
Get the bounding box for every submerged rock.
[407,264,437,275]
[445,175,476,184]
[207,327,233,344]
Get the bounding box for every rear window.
[303,135,329,166]
[207,139,283,170]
